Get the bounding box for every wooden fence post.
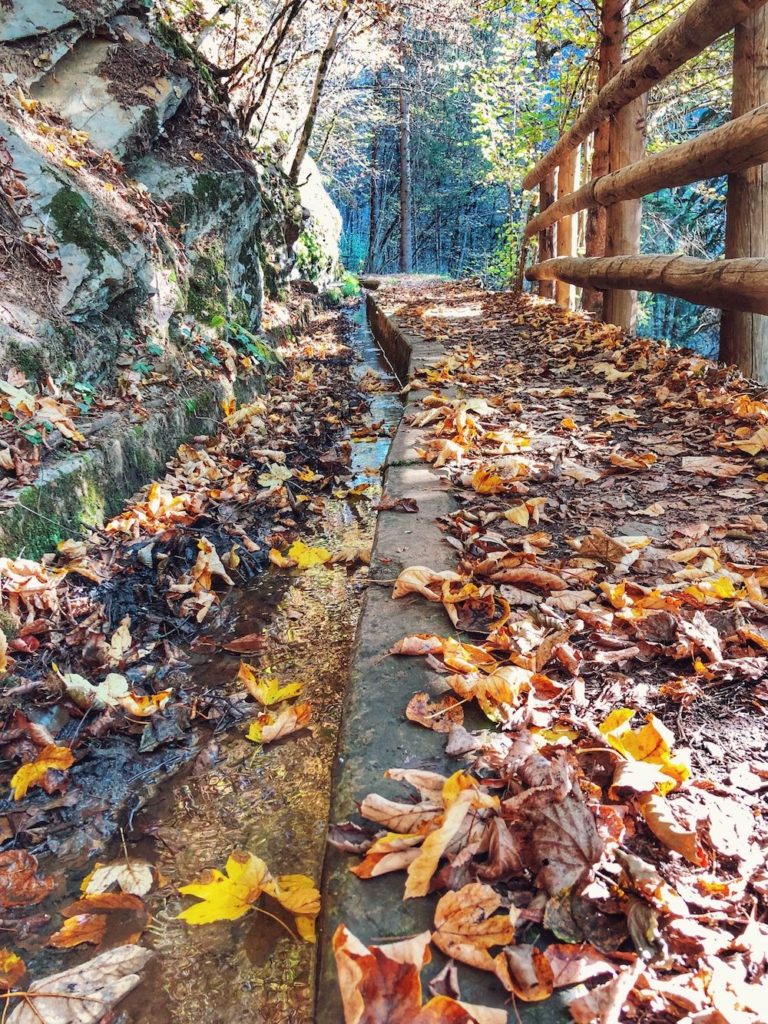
[555,146,578,309]
[583,0,625,313]
[538,171,556,299]
[720,8,768,380]
[603,0,647,334]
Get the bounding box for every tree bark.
[583,0,625,313]
[603,0,646,333]
[523,0,768,192]
[525,104,768,238]
[526,255,768,314]
[555,147,578,309]
[289,2,347,185]
[365,73,383,273]
[538,171,556,299]
[720,9,768,379]
[399,81,413,274]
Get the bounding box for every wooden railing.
[521,0,768,379]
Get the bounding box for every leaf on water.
[432,883,515,972]
[5,944,152,1024]
[0,851,55,908]
[287,540,331,568]
[177,850,271,925]
[10,744,74,800]
[246,701,312,744]
[238,663,303,706]
[177,851,318,940]
[82,859,154,897]
[48,913,107,949]
[0,948,25,990]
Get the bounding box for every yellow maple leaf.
[263,874,321,943]
[246,702,312,744]
[470,466,505,494]
[178,850,270,924]
[237,664,302,706]
[287,540,330,569]
[11,745,74,801]
[599,710,689,794]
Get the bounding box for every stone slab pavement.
[316,284,569,1023]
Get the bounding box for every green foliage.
[294,230,325,281]
[208,314,282,366]
[340,272,360,297]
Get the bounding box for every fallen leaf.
[11,744,74,800]
[5,944,152,1024]
[0,851,55,907]
[238,663,302,706]
[432,883,515,971]
[246,702,312,744]
[405,692,464,732]
[287,540,331,569]
[177,850,270,924]
[48,914,107,949]
[0,949,25,990]
[83,860,154,897]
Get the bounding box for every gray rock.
[0,0,75,42]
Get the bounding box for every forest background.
[175,0,735,356]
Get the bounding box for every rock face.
[0,0,340,554]
[0,0,337,385]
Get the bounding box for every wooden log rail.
[524,104,768,240]
[526,256,768,315]
[521,0,768,378]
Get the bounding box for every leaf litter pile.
[332,281,768,1024]
[0,302,395,1021]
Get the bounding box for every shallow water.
[112,302,401,1024]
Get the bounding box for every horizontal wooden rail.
[523,0,768,192]
[525,255,768,315]
[524,104,768,239]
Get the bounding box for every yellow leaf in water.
[269,547,294,568]
[178,850,270,924]
[0,947,25,989]
[246,702,312,744]
[237,664,302,706]
[287,540,330,569]
[11,745,74,800]
[263,874,321,943]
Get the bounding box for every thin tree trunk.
[289,2,347,185]
[365,72,383,272]
[399,82,413,273]
[583,0,625,313]
[720,8,768,379]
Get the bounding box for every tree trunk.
[399,82,413,274]
[527,254,768,314]
[523,0,768,192]
[365,73,383,273]
[538,171,556,299]
[583,0,625,313]
[289,2,347,185]
[555,147,578,309]
[720,9,768,379]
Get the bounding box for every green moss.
[45,187,109,271]
[187,240,229,321]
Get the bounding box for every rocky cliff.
[0,0,341,554]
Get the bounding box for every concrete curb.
[316,291,568,1022]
